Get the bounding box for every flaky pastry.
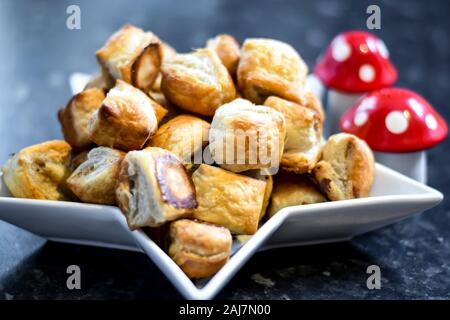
[96,24,162,92]
[237,38,308,104]
[209,98,286,173]
[161,48,236,116]
[268,172,327,217]
[313,133,375,201]
[191,164,266,234]
[2,140,72,201]
[67,147,125,204]
[148,115,210,169]
[58,88,105,149]
[116,147,197,229]
[88,80,158,151]
[169,219,232,279]
[206,34,240,75]
[264,96,323,174]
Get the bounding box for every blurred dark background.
[0,0,449,299]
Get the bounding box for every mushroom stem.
[374,150,427,184]
[327,90,363,136]
[305,74,325,103]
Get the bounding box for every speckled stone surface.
[0,0,449,300]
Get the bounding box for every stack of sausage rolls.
[2,25,375,279]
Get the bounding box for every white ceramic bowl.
[0,164,443,299]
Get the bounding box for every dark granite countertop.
[0,0,449,300]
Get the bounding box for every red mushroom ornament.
[340,88,448,183]
[314,31,398,135]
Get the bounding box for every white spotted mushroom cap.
[340,88,448,152]
[314,31,398,93]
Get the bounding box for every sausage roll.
[88,80,158,151]
[58,88,106,150]
[169,219,232,279]
[268,172,327,217]
[96,24,162,92]
[237,38,308,104]
[243,169,273,221]
[116,147,197,229]
[313,133,375,201]
[206,34,240,75]
[161,48,236,116]
[2,140,72,201]
[66,147,125,204]
[209,98,286,173]
[264,96,323,174]
[191,164,266,234]
[148,115,210,169]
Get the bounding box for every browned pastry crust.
[237,38,308,104]
[148,115,210,169]
[88,80,158,151]
[96,24,162,92]
[2,140,73,200]
[209,98,286,172]
[313,133,375,201]
[161,48,236,116]
[67,147,125,205]
[264,96,323,174]
[191,164,266,235]
[268,171,327,217]
[169,219,232,279]
[243,169,274,221]
[116,147,197,229]
[58,88,105,150]
[206,34,240,75]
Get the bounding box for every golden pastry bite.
[264,96,323,174]
[88,80,158,151]
[2,140,73,201]
[169,219,232,279]
[96,24,162,92]
[66,147,125,205]
[148,115,210,169]
[161,48,236,116]
[209,98,286,173]
[191,164,266,235]
[206,34,240,75]
[237,38,308,104]
[242,169,273,221]
[268,172,326,218]
[58,88,106,150]
[116,147,197,229]
[313,133,375,201]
